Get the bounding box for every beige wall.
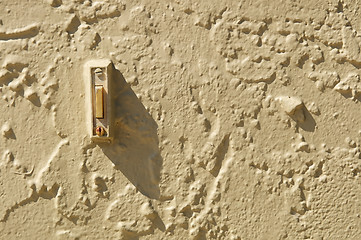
[1,0,361,239]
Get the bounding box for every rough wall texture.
[1,0,361,239]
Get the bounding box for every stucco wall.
[1,0,361,239]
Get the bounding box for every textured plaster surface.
[1,0,361,239]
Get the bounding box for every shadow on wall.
[296,107,316,132]
[100,66,162,200]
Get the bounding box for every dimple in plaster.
[84,59,114,143]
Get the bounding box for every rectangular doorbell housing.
[84,59,113,143]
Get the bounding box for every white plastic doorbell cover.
[84,59,114,143]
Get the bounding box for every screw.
[95,126,105,136]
